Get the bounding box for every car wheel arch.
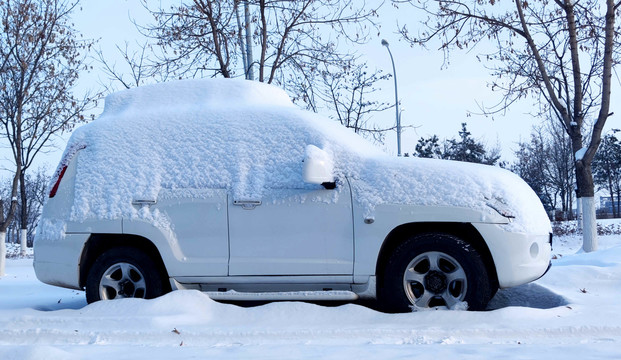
[79,234,171,293]
[375,222,499,294]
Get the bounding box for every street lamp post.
[382,39,401,157]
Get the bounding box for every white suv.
[34,79,552,312]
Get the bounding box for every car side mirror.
[303,145,336,188]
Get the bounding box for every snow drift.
[3,232,621,359]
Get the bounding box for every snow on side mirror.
[303,145,335,188]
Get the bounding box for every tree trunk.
[608,173,616,217]
[568,188,574,220]
[204,1,230,78]
[19,172,27,255]
[582,197,598,252]
[19,229,27,256]
[244,0,254,80]
[576,160,597,251]
[234,1,248,78]
[258,0,267,82]
[577,0,617,250]
[617,189,621,218]
[576,195,582,232]
[0,232,5,276]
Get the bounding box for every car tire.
[86,247,165,303]
[378,233,493,312]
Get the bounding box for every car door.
[126,188,230,277]
[227,182,354,276]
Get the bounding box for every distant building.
[599,196,621,217]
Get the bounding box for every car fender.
[352,203,508,282]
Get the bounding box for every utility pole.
[382,39,401,157]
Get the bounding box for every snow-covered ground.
[1,233,621,359]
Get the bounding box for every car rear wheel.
[379,233,493,312]
[86,247,165,303]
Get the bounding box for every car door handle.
[132,199,157,207]
[233,200,262,210]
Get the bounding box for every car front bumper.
[474,223,552,288]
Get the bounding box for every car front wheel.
[379,233,493,312]
[86,247,165,303]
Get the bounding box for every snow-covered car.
[34,79,552,312]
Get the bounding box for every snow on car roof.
[50,79,549,236]
[102,78,295,116]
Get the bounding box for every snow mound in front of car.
[50,79,550,238]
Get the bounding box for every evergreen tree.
[412,123,500,165]
[445,123,499,165]
[593,133,621,217]
[413,135,442,159]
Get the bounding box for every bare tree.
[0,0,95,264]
[18,168,49,247]
[139,0,237,79]
[543,117,576,219]
[140,0,379,82]
[512,121,575,220]
[95,42,156,92]
[0,13,19,273]
[1,168,49,247]
[398,0,620,251]
[314,63,395,142]
[512,132,555,213]
[107,1,379,96]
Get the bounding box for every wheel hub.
[424,270,448,294]
[119,279,135,297]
